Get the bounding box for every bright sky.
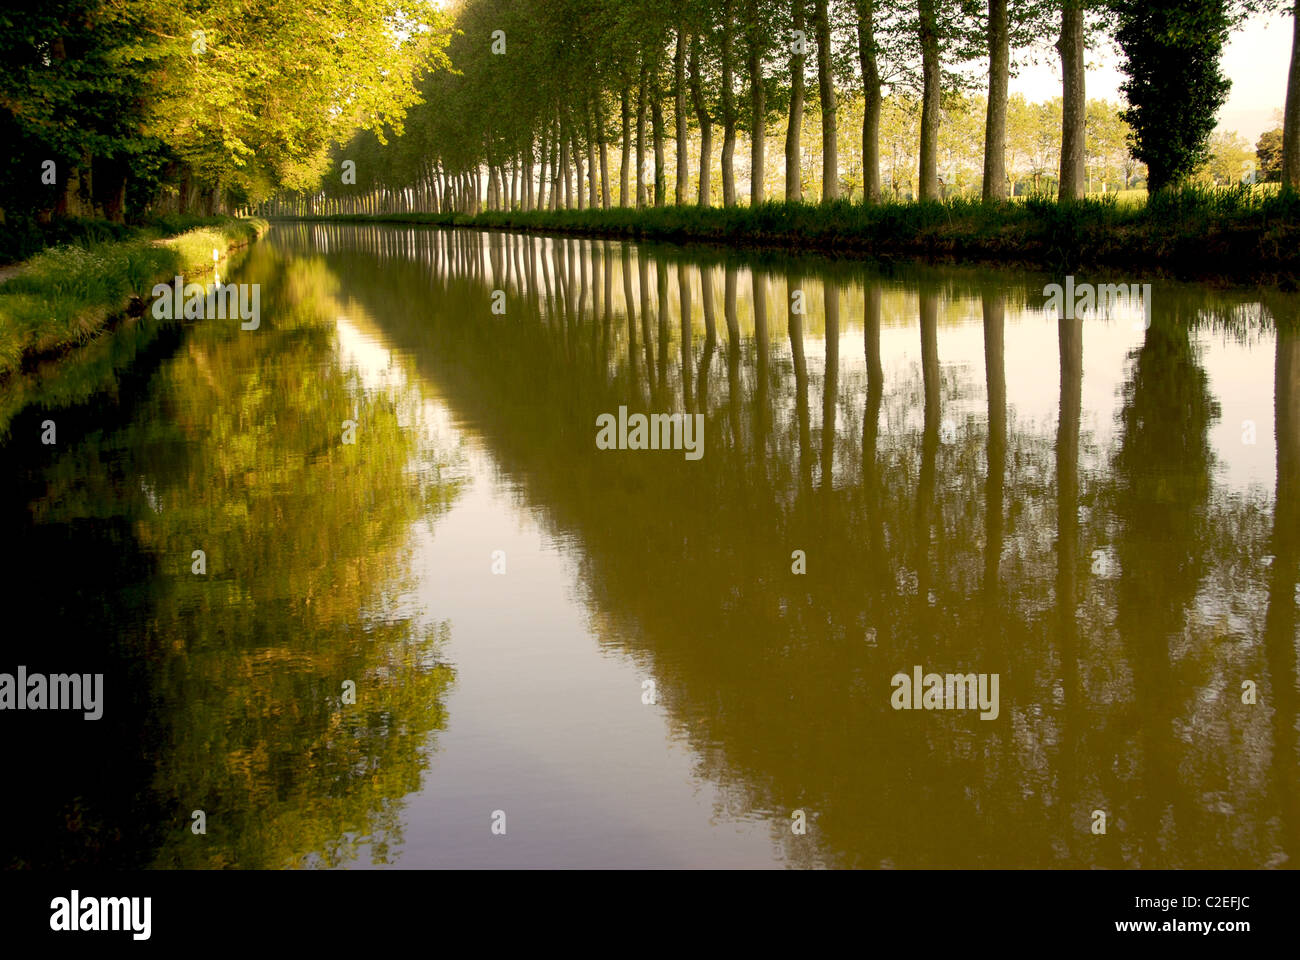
[1010,11,1292,143]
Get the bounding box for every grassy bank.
[0,217,269,381]
[0,213,259,267]
[281,187,1300,285]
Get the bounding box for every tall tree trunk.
[1057,0,1086,200]
[786,0,806,201]
[550,116,561,210]
[675,26,690,205]
[620,84,632,207]
[690,36,714,206]
[595,93,611,208]
[982,0,1010,200]
[538,125,550,210]
[918,0,941,201]
[560,111,572,209]
[651,59,667,207]
[637,64,649,208]
[105,173,127,223]
[747,2,766,206]
[572,122,585,210]
[814,0,838,200]
[1283,8,1300,188]
[721,0,738,206]
[523,147,533,210]
[857,0,881,202]
[584,102,599,208]
[178,164,192,216]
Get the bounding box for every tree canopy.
[0,0,452,223]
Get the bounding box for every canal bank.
[265,190,1300,286]
[0,217,269,385]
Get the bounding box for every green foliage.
[1197,130,1254,185]
[142,0,453,194]
[1114,0,1233,192]
[1257,127,1285,182]
[0,1,453,222]
[0,1,159,216]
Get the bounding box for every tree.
[1286,3,1300,186]
[1024,97,1063,192]
[650,46,668,207]
[1114,0,1233,193]
[1084,99,1130,192]
[786,0,808,200]
[744,0,775,205]
[1004,93,1037,193]
[153,0,450,203]
[1258,126,1284,181]
[1198,129,1253,184]
[939,92,986,193]
[880,91,921,198]
[0,0,452,222]
[0,0,159,221]
[721,0,739,205]
[856,0,883,202]
[917,0,943,200]
[911,0,978,201]
[689,31,716,205]
[980,0,1053,200]
[984,0,1012,200]
[674,21,690,204]
[814,0,839,200]
[1057,0,1087,200]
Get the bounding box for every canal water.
[2,223,1295,868]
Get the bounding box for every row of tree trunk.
[266,0,1296,216]
[467,0,1092,208]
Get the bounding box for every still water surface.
[2,223,1296,868]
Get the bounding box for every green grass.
[1111,188,1147,206]
[286,184,1300,282]
[0,217,268,380]
[0,213,251,266]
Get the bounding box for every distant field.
[1111,189,1147,205]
